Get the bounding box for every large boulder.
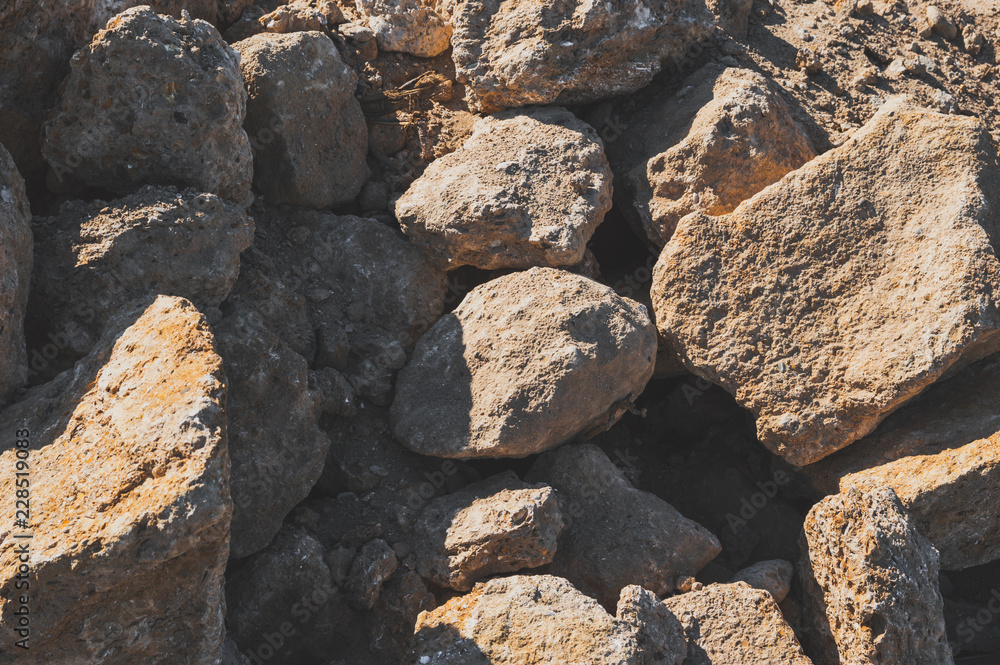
[356,0,452,57]
[392,268,657,458]
[42,6,252,203]
[527,444,721,608]
[652,98,1000,465]
[0,143,32,402]
[0,296,231,663]
[234,31,367,208]
[395,107,613,270]
[801,487,954,665]
[441,0,715,112]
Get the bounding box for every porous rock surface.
[42,6,252,203]
[653,98,1000,466]
[356,0,452,57]
[730,559,794,604]
[395,107,613,270]
[0,296,231,663]
[0,142,32,402]
[392,268,657,459]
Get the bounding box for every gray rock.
[730,559,794,603]
[0,142,32,402]
[356,0,452,57]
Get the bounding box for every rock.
[406,575,687,665]
[663,582,812,664]
[413,471,564,591]
[213,306,331,559]
[927,6,957,40]
[26,186,252,374]
[345,538,398,610]
[42,7,252,203]
[0,296,231,663]
[613,65,815,247]
[442,0,715,112]
[0,142,32,402]
[526,443,721,608]
[964,29,985,55]
[367,571,436,660]
[800,487,954,665]
[796,48,822,73]
[652,98,1000,466]
[356,0,452,57]
[395,107,613,270]
[234,31,367,208]
[258,0,344,33]
[392,268,657,459]
[730,559,794,603]
[797,353,1000,570]
[708,0,753,38]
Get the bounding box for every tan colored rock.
[406,575,687,665]
[396,107,613,270]
[391,268,657,459]
[0,142,32,402]
[730,559,794,603]
[356,0,452,57]
[413,471,563,591]
[615,65,815,247]
[0,296,231,662]
[798,353,1000,570]
[442,0,715,112]
[801,487,953,665]
[652,98,1000,466]
[708,0,753,38]
[258,0,344,33]
[663,582,812,665]
[527,444,721,608]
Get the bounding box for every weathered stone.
[346,538,398,610]
[0,142,32,402]
[0,296,231,663]
[730,559,794,603]
[26,186,252,376]
[801,487,953,665]
[258,0,344,33]
[798,353,1000,570]
[442,0,715,112]
[367,570,435,660]
[396,107,613,270]
[613,65,815,247]
[652,98,1000,466]
[406,575,687,665]
[234,31,367,208]
[42,6,252,203]
[413,471,563,591]
[927,6,958,39]
[708,0,753,38]
[663,582,812,665]
[392,268,657,459]
[526,444,721,608]
[356,0,452,57]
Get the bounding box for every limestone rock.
[0,296,231,663]
[413,471,563,591]
[234,31,367,208]
[652,98,1000,465]
[798,353,1000,570]
[730,559,794,603]
[527,444,721,608]
[0,142,32,402]
[392,268,657,459]
[613,65,815,247]
[406,575,687,665]
[663,582,812,665]
[395,107,613,270]
[42,6,252,203]
[356,0,452,57]
[443,0,715,112]
[800,487,954,665]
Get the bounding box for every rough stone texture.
[392,268,657,459]
[406,575,687,665]
[526,443,721,608]
[245,207,447,404]
[258,0,344,33]
[797,353,1000,570]
[708,0,753,38]
[652,98,1000,466]
[413,471,564,590]
[730,559,794,603]
[234,31,367,208]
[214,305,330,559]
[356,0,452,57]
[27,186,252,366]
[442,0,715,112]
[614,65,816,247]
[368,570,436,660]
[345,538,398,610]
[395,107,613,270]
[0,142,32,403]
[0,296,231,663]
[663,582,812,665]
[42,6,252,204]
[800,487,954,665]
